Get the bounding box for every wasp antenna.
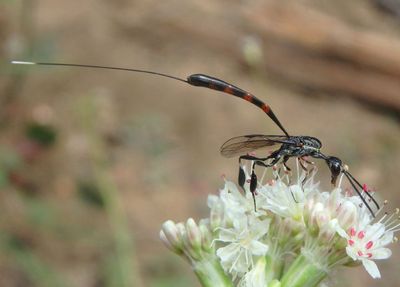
[343,171,376,217]
[344,170,380,210]
[11,61,188,84]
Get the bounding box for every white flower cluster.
[160,161,399,286]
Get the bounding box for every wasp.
[11,61,380,215]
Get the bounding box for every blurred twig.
[9,247,66,287]
[247,2,400,112]
[1,0,36,119]
[373,0,400,19]
[125,2,400,113]
[79,96,144,287]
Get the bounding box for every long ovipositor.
[11,61,289,137]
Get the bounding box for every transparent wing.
[220,134,292,158]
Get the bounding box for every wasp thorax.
[301,136,322,149]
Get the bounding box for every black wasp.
[11,61,380,216]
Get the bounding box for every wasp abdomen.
[187,74,288,136]
[188,74,238,93]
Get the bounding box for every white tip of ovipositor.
[11,61,36,65]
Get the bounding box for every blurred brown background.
[1,0,400,286]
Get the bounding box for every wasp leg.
[282,155,291,172]
[250,161,258,211]
[281,155,293,184]
[299,157,316,187]
[299,158,308,172]
[259,152,302,203]
[273,155,289,178]
[283,155,292,184]
[251,156,278,211]
[301,157,315,165]
[238,154,272,191]
[253,155,282,181]
[239,154,271,163]
[299,158,308,186]
[256,152,283,179]
[239,153,280,212]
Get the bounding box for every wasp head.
[325,156,343,185]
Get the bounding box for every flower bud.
[175,222,186,238]
[199,223,213,252]
[186,218,202,251]
[209,199,223,231]
[161,220,183,251]
[160,230,182,254]
[304,197,315,224]
[336,201,357,230]
[308,202,324,236]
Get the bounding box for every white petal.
[362,259,381,279]
[365,223,385,241]
[371,248,392,260]
[233,216,248,230]
[250,218,270,239]
[378,231,394,247]
[207,194,220,208]
[234,251,252,273]
[225,181,241,194]
[218,245,250,275]
[217,243,240,262]
[290,185,305,202]
[332,219,349,239]
[238,258,266,287]
[218,228,238,242]
[249,240,269,256]
[346,246,358,261]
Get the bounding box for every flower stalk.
[193,257,233,287]
[264,254,284,283]
[280,255,327,287]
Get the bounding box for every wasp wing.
[220,134,293,158]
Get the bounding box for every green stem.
[265,254,284,282]
[280,255,327,287]
[269,280,282,287]
[192,258,233,287]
